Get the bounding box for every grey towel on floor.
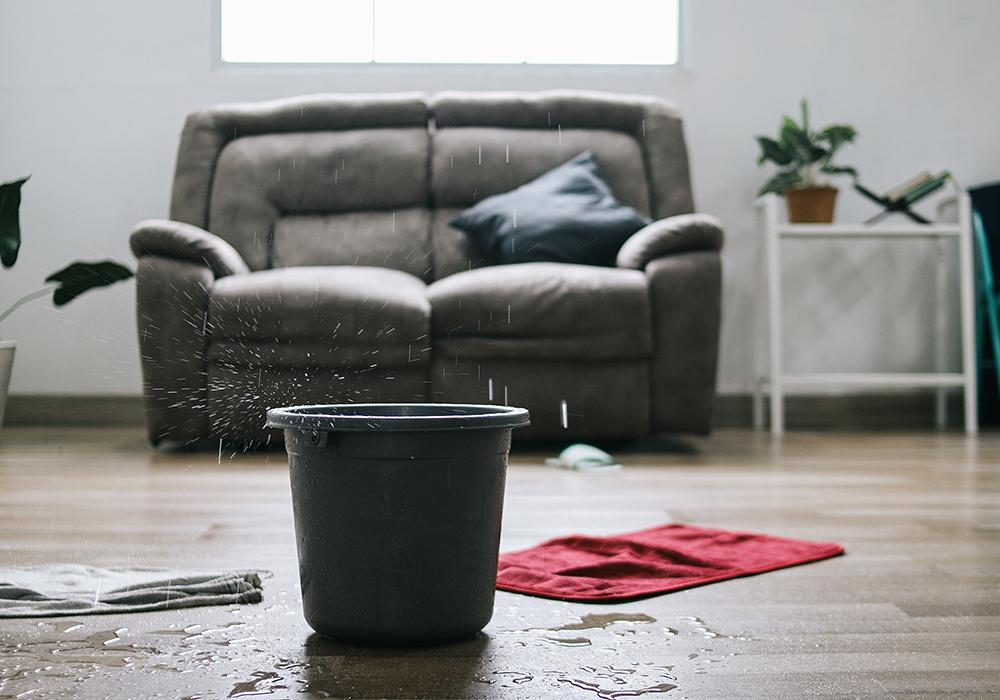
[0,565,264,617]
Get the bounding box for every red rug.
[496,523,844,602]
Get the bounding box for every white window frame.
[211,0,689,72]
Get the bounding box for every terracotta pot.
[785,186,838,224]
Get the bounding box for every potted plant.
[0,176,133,427]
[755,99,858,223]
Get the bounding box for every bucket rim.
[266,402,530,432]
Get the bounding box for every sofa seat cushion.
[427,262,652,360]
[208,266,431,368]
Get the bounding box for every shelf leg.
[764,198,784,436]
[753,206,766,431]
[752,379,764,430]
[958,194,978,436]
[933,237,947,429]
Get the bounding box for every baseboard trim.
[4,395,146,427]
[713,391,966,430]
[2,391,969,431]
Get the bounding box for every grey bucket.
[266,403,530,645]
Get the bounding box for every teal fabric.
[974,210,1000,400]
[449,152,650,267]
[544,443,622,472]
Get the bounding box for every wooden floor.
[0,427,998,699]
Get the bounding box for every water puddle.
[0,620,266,698]
[486,662,680,697]
[542,635,593,647]
[677,616,752,641]
[493,670,534,685]
[549,613,657,633]
[0,626,157,698]
[494,612,751,693]
[508,611,660,650]
[2,610,752,697]
[558,678,678,699]
[228,670,287,697]
[36,620,85,635]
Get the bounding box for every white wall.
[1,0,998,395]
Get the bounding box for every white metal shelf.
[779,373,965,388]
[752,193,977,436]
[778,224,961,238]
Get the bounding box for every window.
[220,0,680,66]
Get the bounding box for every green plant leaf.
[0,176,29,269]
[755,136,792,166]
[817,124,858,152]
[758,170,803,196]
[780,116,823,165]
[44,260,133,306]
[778,115,802,148]
[820,164,858,177]
[800,98,809,133]
[810,143,831,162]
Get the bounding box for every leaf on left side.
[0,176,30,269]
[45,260,133,306]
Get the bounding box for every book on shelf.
[882,170,950,204]
[884,171,932,202]
[901,171,950,204]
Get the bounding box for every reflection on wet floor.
[543,635,593,647]
[558,677,678,699]
[677,615,754,641]
[545,612,659,633]
[0,605,752,698]
[228,670,288,697]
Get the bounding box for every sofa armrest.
[645,250,722,434]
[135,255,215,445]
[617,214,724,270]
[130,219,249,278]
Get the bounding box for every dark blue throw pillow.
[449,151,651,267]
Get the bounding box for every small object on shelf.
[884,171,933,203]
[854,171,952,224]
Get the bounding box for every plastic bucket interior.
[267,403,529,645]
[266,402,530,433]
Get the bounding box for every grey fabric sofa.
[130,91,723,445]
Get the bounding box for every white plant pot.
[0,341,15,428]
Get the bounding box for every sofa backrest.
[169,93,433,276]
[169,91,693,280]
